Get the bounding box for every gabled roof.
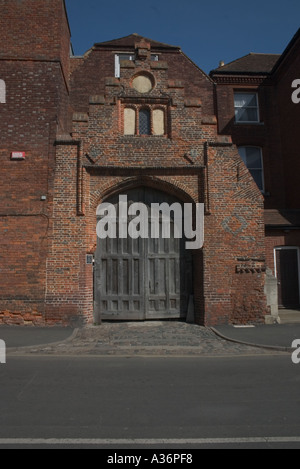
[210,53,280,76]
[94,33,180,51]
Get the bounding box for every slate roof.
[94,33,180,51]
[264,210,300,227]
[210,53,280,75]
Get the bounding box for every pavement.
[1,321,300,357]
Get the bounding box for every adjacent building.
[210,29,300,321]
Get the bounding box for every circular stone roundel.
[132,73,154,93]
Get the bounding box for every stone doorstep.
[278,309,300,324]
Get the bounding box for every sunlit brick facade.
[0,0,298,326]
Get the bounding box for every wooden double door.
[94,187,193,321]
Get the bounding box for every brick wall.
[0,0,70,80]
[43,38,267,326]
[0,4,270,326]
[213,80,286,209]
[45,140,94,326]
[211,33,300,316]
[203,144,267,324]
[0,0,70,325]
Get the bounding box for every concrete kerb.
[210,327,293,353]
[4,323,294,356]
[6,328,80,354]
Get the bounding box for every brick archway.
[91,175,197,213]
[93,184,195,322]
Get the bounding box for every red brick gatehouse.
[0,0,298,326]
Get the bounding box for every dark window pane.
[245,94,257,107]
[234,93,257,107]
[250,169,263,191]
[120,54,134,62]
[245,152,262,169]
[234,92,259,122]
[238,146,264,191]
[139,109,151,135]
[236,107,258,122]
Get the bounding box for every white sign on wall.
[0,80,6,104]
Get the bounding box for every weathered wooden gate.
[94,187,193,321]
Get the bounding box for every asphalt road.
[0,354,300,450]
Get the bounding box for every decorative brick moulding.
[236,263,267,274]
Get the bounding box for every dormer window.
[115,53,159,77]
[234,92,259,123]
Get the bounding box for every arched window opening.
[124,107,136,135]
[153,108,165,135]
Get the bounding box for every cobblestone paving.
[8,322,289,357]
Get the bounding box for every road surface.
[0,354,299,449]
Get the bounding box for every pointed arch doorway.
[94,186,194,322]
